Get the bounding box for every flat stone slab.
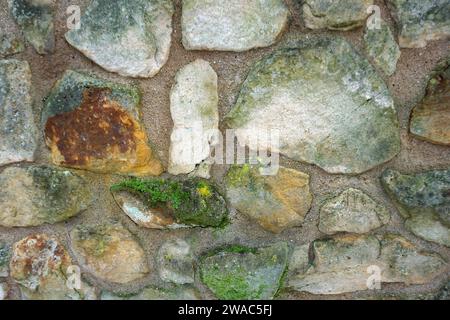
[42,70,163,176]
[0,59,37,166]
[65,0,174,78]
[0,165,92,227]
[386,0,450,48]
[182,0,289,51]
[226,37,401,174]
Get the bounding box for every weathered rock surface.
[10,234,95,300]
[0,165,92,227]
[182,0,289,52]
[381,168,450,247]
[0,59,37,166]
[303,0,373,31]
[169,59,219,178]
[386,0,450,48]
[200,242,289,300]
[225,165,312,233]
[111,178,229,229]
[410,59,450,146]
[70,222,149,284]
[0,281,8,300]
[319,188,390,235]
[101,286,201,300]
[157,239,194,284]
[289,234,446,295]
[8,0,55,54]
[364,19,401,76]
[0,33,24,58]
[0,242,10,277]
[226,37,401,174]
[42,70,163,176]
[65,0,174,78]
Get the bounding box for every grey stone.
[101,286,201,300]
[0,281,9,300]
[0,33,24,58]
[157,238,195,285]
[0,242,10,277]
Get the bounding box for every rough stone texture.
[319,188,391,235]
[386,0,450,48]
[200,242,289,300]
[181,0,289,52]
[289,234,447,295]
[65,0,174,78]
[70,222,149,284]
[0,59,37,166]
[101,286,201,300]
[226,37,401,174]
[364,19,401,76]
[0,165,92,227]
[169,59,219,178]
[8,0,55,54]
[410,58,450,146]
[42,70,163,176]
[0,33,24,57]
[157,238,194,284]
[0,281,8,300]
[10,234,95,300]
[111,178,229,229]
[381,168,450,247]
[0,242,10,277]
[303,0,373,31]
[225,165,312,233]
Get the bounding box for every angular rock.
[8,0,55,54]
[169,59,219,178]
[182,0,289,52]
[319,188,390,235]
[42,70,163,176]
[101,286,201,300]
[111,178,228,229]
[70,222,149,284]
[0,33,24,58]
[10,234,95,300]
[303,0,373,31]
[0,165,92,227]
[65,0,174,78]
[225,165,312,233]
[386,0,450,48]
[363,19,401,76]
[200,242,289,300]
[0,59,37,166]
[289,234,446,295]
[0,243,10,277]
[157,239,195,284]
[381,168,450,247]
[226,37,400,174]
[410,59,450,145]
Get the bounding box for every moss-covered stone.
[199,242,289,300]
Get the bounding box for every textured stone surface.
[169,59,219,178]
[8,0,55,54]
[226,37,400,174]
[289,234,446,295]
[0,33,24,58]
[0,165,92,227]
[0,242,10,277]
[65,0,174,78]
[42,70,163,176]
[0,281,8,300]
[410,59,450,145]
[200,243,289,300]
[101,286,201,300]
[303,0,373,31]
[111,178,229,229]
[0,59,37,166]
[157,239,194,284]
[225,165,312,233]
[319,188,391,235]
[10,234,95,300]
[381,168,450,247]
[182,0,289,52]
[386,0,450,48]
[70,222,149,284]
[364,19,401,76]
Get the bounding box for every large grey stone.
[157,239,195,285]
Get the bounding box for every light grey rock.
[226,37,401,174]
[157,239,195,285]
[182,0,289,51]
[0,281,8,300]
[65,0,174,78]
[0,59,37,166]
[169,59,219,178]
